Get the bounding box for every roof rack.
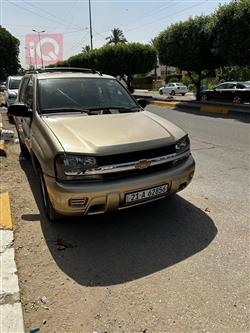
[26,67,102,76]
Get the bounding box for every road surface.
[1,106,249,332]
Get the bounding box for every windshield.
[38,78,138,113]
[9,78,21,89]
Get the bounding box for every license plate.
[125,184,169,204]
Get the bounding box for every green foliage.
[66,43,156,77]
[154,15,222,99]
[165,74,182,84]
[216,66,250,81]
[133,76,154,89]
[155,15,221,73]
[213,0,250,66]
[0,26,20,80]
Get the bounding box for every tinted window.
[19,78,30,103]
[216,84,228,90]
[225,83,236,89]
[9,78,21,89]
[38,78,138,112]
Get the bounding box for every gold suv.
[9,68,195,221]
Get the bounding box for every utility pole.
[88,0,93,50]
[32,29,45,68]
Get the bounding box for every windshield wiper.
[88,106,140,113]
[41,107,90,114]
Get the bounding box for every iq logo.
[25,34,63,66]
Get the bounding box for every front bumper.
[44,155,195,216]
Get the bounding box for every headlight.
[175,136,190,154]
[55,154,97,179]
[8,92,17,99]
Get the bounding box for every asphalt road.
[1,106,249,332]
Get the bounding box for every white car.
[159,82,188,96]
[4,76,22,107]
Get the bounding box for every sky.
[1,0,231,67]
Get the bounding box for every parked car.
[200,81,250,104]
[0,83,6,92]
[159,82,188,96]
[4,76,22,107]
[9,68,195,222]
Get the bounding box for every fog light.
[69,198,88,208]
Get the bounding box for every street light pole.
[88,0,93,50]
[24,47,32,69]
[32,29,45,68]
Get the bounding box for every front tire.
[171,90,175,96]
[181,93,185,96]
[201,94,208,102]
[159,90,163,95]
[38,167,60,222]
[233,95,242,104]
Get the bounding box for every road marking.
[200,106,229,115]
[0,192,12,230]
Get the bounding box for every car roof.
[32,72,114,80]
[8,76,23,80]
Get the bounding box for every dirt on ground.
[1,109,249,333]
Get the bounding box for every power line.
[124,1,208,33]
[21,0,81,29]
[6,0,82,30]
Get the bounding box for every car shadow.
[20,159,217,287]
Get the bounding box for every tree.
[0,26,20,81]
[82,45,90,53]
[213,0,250,67]
[106,28,127,45]
[154,16,222,100]
[216,65,250,82]
[67,43,157,92]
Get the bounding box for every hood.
[42,111,186,155]
[7,89,18,95]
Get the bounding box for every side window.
[19,77,33,108]
[26,79,33,108]
[216,84,227,90]
[226,83,236,89]
[236,83,244,89]
[19,78,29,103]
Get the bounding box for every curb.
[0,192,25,333]
[0,112,7,157]
[151,100,249,116]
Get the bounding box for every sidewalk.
[0,112,25,332]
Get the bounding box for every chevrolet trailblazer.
[9,68,195,222]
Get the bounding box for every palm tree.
[106,28,127,45]
[82,45,91,53]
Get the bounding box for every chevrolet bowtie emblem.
[135,159,151,170]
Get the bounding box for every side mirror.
[136,98,147,109]
[8,103,32,117]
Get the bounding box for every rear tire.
[38,167,61,222]
[181,93,185,96]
